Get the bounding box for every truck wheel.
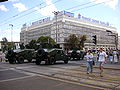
[35,59,41,65]
[64,60,68,64]
[18,56,24,64]
[45,60,49,65]
[50,58,55,65]
[8,59,14,64]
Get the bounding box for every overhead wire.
[0,0,62,26]
[71,0,113,12]
[0,1,45,23]
[0,0,113,29]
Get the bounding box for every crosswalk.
[54,66,120,89]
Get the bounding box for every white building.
[20,11,118,50]
[118,36,120,50]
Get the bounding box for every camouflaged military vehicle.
[35,48,69,65]
[6,49,35,64]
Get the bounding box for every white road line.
[0,75,35,83]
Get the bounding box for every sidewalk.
[80,60,120,70]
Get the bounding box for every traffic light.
[92,35,97,45]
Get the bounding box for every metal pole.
[9,24,13,42]
[53,11,59,43]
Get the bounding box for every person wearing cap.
[98,48,108,77]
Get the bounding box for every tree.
[78,35,87,49]
[66,34,87,50]
[37,36,55,48]
[67,34,79,49]
[1,37,8,52]
[28,40,37,49]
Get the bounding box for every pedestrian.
[0,51,2,62]
[85,50,94,74]
[109,51,113,64]
[113,50,118,63]
[98,48,107,77]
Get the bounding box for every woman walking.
[98,48,107,77]
[109,51,113,64]
[86,50,94,74]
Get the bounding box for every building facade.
[118,36,120,50]
[20,11,118,50]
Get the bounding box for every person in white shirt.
[85,50,94,74]
[98,48,107,77]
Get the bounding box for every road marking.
[0,75,35,83]
[36,74,111,90]
[0,69,10,72]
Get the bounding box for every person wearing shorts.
[98,48,107,77]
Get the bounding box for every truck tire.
[64,59,68,64]
[18,56,24,64]
[50,58,55,65]
[8,59,14,64]
[35,59,41,65]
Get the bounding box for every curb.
[80,64,120,70]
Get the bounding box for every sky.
[0,0,120,42]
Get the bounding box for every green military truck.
[6,49,35,64]
[35,48,69,65]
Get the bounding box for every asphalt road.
[0,61,120,90]
[0,69,103,90]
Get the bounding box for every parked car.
[5,49,35,64]
[35,48,69,65]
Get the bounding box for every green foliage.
[37,36,55,45]
[79,35,87,49]
[67,34,79,49]
[67,34,87,50]
[1,37,16,52]
[26,36,56,49]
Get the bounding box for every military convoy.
[5,47,86,65]
[5,48,69,65]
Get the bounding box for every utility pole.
[9,24,13,42]
[53,11,60,43]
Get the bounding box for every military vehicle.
[35,48,69,65]
[5,49,35,64]
[67,50,85,60]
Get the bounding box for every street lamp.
[9,24,13,42]
[53,11,60,43]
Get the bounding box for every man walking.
[98,48,107,77]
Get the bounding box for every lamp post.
[53,11,60,43]
[9,24,13,42]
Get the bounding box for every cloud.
[13,3,27,12]
[0,5,8,12]
[34,0,58,17]
[0,28,20,42]
[90,0,118,9]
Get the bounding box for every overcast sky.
[0,0,120,41]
